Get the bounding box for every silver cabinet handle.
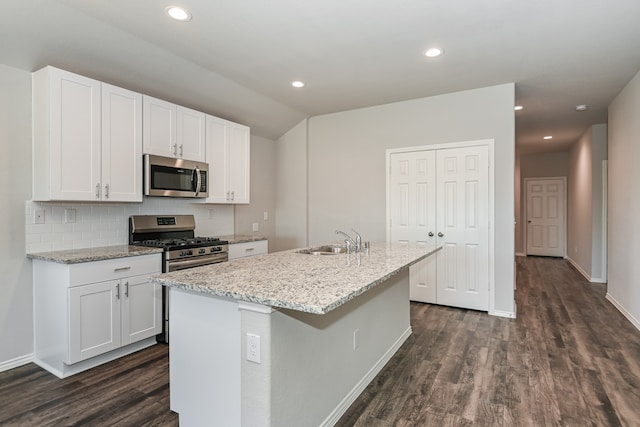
[104,184,109,199]
[96,183,100,199]
[179,144,183,157]
[245,247,255,252]
[114,266,131,272]
[173,144,178,156]
[231,191,235,201]
[438,232,444,237]
[116,283,120,300]
[428,232,434,237]
[226,191,230,201]
[124,282,129,298]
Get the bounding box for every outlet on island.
[252,222,259,232]
[247,333,261,363]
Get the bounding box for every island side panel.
[270,269,411,426]
[169,288,242,426]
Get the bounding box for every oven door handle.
[168,255,227,271]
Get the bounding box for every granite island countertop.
[151,242,441,314]
[220,234,267,244]
[26,245,164,264]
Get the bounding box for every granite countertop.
[152,242,441,315]
[27,245,164,264]
[220,234,268,244]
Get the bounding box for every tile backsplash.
[25,199,234,253]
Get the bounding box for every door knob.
[438,232,444,237]
[428,232,434,237]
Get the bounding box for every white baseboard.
[567,257,592,282]
[320,326,412,427]
[606,293,640,332]
[490,309,516,318]
[0,353,34,373]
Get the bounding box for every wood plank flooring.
[1,256,639,426]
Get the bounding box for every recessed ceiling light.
[575,104,588,111]
[514,105,523,111]
[543,136,553,140]
[165,6,192,21]
[291,81,305,88]
[424,48,444,58]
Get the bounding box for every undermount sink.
[297,245,347,255]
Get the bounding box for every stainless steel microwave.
[144,154,208,198]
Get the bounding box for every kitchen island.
[151,242,440,426]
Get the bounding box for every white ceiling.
[3,0,640,153]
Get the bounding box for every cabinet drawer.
[68,254,161,287]
[228,240,268,260]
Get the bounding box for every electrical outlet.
[34,210,45,224]
[252,222,259,232]
[65,208,76,223]
[353,328,360,351]
[247,333,261,363]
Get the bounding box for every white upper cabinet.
[205,115,250,204]
[101,83,143,202]
[32,66,142,202]
[142,95,205,162]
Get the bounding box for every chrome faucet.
[336,229,363,252]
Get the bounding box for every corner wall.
[0,65,33,368]
[608,68,640,329]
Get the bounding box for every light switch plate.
[252,223,259,232]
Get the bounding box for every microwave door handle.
[193,166,202,196]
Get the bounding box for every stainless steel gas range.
[129,214,228,343]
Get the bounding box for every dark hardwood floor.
[2,256,639,426]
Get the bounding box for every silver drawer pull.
[245,247,255,252]
[114,266,131,272]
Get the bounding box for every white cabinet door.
[205,115,230,202]
[33,66,101,201]
[101,83,143,202]
[143,95,177,158]
[228,123,250,204]
[120,275,162,345]
[204,115,251,204]
[68,280,121,364]
[177,106,206,161]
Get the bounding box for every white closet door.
[389,151,437,303]
[436,146,489,311]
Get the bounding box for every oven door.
[144,154,208,198]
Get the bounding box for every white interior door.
[525,178,566,257]
[388,145,490,311]
[435,146,489,311]
[389,151,437,303]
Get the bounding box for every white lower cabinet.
[228,240,268,260]
[34,253,162,378]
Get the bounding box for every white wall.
[516,152,569,255]
[278,84,516,315]
[274,119,308,252]
[608,68,640,329]
[234,134,276,246]
[0,65,33,368]
[567,124,607,282]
